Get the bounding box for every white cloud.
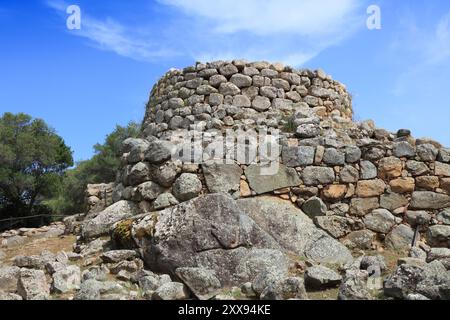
[424,13,450,65]
[392,12,450,96]
[46,0,178,62]
[160,0,361,36]
[47,0,366,66]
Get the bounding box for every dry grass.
[307,287,340,300]
[1,235,76,265]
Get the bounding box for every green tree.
[0,112,73,220]
[46,121,140,214]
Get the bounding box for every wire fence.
[0,214,71,232]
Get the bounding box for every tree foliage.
[45,121,140,214]
[0,112,73,219]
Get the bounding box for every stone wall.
[112,60,450,252]
[85,183,114,214]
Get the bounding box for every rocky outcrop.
[118,194,352,288]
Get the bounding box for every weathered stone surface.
[360,161,377,180]
[154,193,179,210]
[175,267,221,300]
[245,164,300,194]
[172,173,202,202]
[417,144,438,162]
[438,148,450,163]
[154,162,179,187]
[17,269,50,300]
[323,148,345,166]
[209,74,227,87]
[389,177,415,194]
[405,211,431,226]
[302,166,335,186]
[340,165,359,183]
[133,194,279,285]
[350,197,379,216]
[356,179,386,198]
[260,277,308,300]
[136,181,164,201]
[74,279,124,300]
[0,266,20,292]
[126,139,150,163]
[144,140,173,164]
[385,224,414,251]
[435,162,450,177]
[202,163,242,194]
[230,74,252,88]
[219,82,240,95]
[345,146,362,163]
[233,95,251,107]
[380,192,408,211]
[384,260,450,300]
[437,209,450,225]
[343,230,375,250]
[305,265,342,289]
[82,200,140,240]
[416,176,439,190]
[282,146,315,167]
[295,124,320,138]
[314,216,353,238]
[406,160,429,176]
[360,255,387,273]
[323,184,347,201]
[52,265,81,294]
[410,191,450,209]
[127,162,151,186]
[237,197,352,265]
[427,248,450,263]
[363,209,396,234]
[14,250,55,270]
[0,291,22,300]
[393,141,415,158]
[378,157,403,179]
[101,250,137,263]
[302,197,327,218]
[251,96,271,111]
[219,64,239,77]
[427,225,450,248]
[338,270,372,300]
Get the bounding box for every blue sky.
[1,0,450,161]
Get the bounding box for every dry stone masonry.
[111,60,450,254]
[3,60,450,301]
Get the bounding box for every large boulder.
[410,191,450,210]
[131,194,352,289]
[245,164,300,194]
[131,194,279,285]
[175,267,221,300]
[52,265,81,294]
[236,197,353,265]
[260,277,308,300]
[338,269,373,300]
[17,269,50,300]
[82,200,140,240]
[0,266,20,292]
[427,225,450,248]
[305,265,342,289]
[202,163,242,194]
[172,173,202,202]
[384,260,450,300]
